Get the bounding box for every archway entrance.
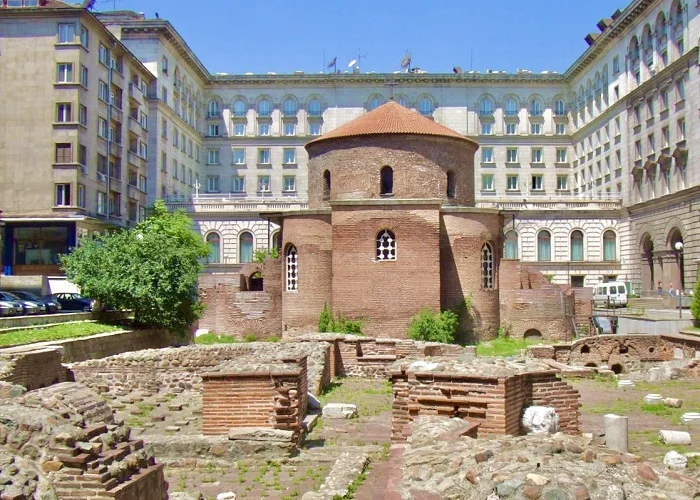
[640,233,654,293]
[668,229,684,290]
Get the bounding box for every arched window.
[282,98,298,116]
[233,99,247,117]
[446,171,456,198]
[629,36,641,83]
[368,95,384,111]
[380,166,393,195]
[603,230,617,261]
[642,25,654,67]
[504,231,518,259]
[377,230,396,261]
[271,231,281,252]
[239,231,254,263]
[308,98,322,117]
[530,99,542,116]
[206,232,220,264]
[322,170,331,200]
[418,97,433,116]
[481,243,494,288]
[505,98,518,116]
[396,96,409,108]
[554,99,566,116]
[479,98,493,116]
[257,98,272,117]
[537,230,551,261]
[671,1,684,53]
[208,101,220,118]
[285,245,298,291]
[570,230,584,261]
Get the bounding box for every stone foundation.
[0,345,66,391]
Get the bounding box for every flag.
[327,57,337,69]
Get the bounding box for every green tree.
[61,200,209,336]
[691,270,700,326]
[407,309,459,344]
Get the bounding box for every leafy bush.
[319,302,333,332]
[317,303,363,334]
[253,248,280,263]
[691,270,700,325]
[407,309,458,344]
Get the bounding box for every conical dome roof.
[306,101,477,148]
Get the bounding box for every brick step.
[105,463,164,495]
[58,452,93,468]
[130,438,144,452]
[85,423,108,440]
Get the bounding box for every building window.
[446,171,456,198]
[233,99,247,117]
[56,63,73,83]
[56,103,72,122]
[530,123,542,135]
[79,105,87,126]
[161,55,168,74]
[237,232,253,263]
[506,148,518,163]
[323,170,331,200]
[55,183,71,206]
[308,98,322,117]
[556,123,566,135]
[283,175,296,193]
[481,243,494,288]
[206,233,221,264]
[612,56,620,74]
[418,97,433,116]
[481,174,494,191]
[286,245,298,291]
[57,23,75,44]
[77,184,86,208]
[258,148,270,164]
[556,148,567,163]
[677,118,685,141]
[283,148,296,165]
[603,230,617,261]
[80,65,88,87]
[504,231,518,259]
[530,100,542,116]
[531,148,543,163]
[662,126,670,148]
[207,149,219,165]
[97,191,107,214]
[531,175,543,191]
[376,230,396,261]
[479,98,493,116]
[481,147,493,163]
[284,122,296,136]
[208,124,219,137]
[506,174,519,191]
[380,166,393,195]
[480,122,492,135]
[161,152,167,172]
[80,25,88,47]
[505,123,517,135]
[537,230,551,261]
[232,175,245,192]
[309,122,322,136]
[234,123,246,136]
[98,80,108,101]
[233,148,245,165]
[258,122,270,136]
[258,175,271,193]
[282,98,298,116]
[208,101,220,118]
[660,87,669,110]
[504,98,518,116]
[206,176,220,193]
[55,143,72,163]
[556,175,568,190]
[554,99,566,116]
[368,96,383,110]
[257,98,272,117]
[570,230,584,261]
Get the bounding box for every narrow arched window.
[530,100,542,116]
[481,243,494,288]
[208,101,219,118]
[257,98,272,117]
[537,230,551,261]
[322,170,331,200]
[285,245,298,291]
[446,171,456,198]
[206,232,220,264]
[282,98,297,116]
[418,97,433,116]
[239,231,254,263]
[380,166,393,195]
[480,98,493,116]
[271,231,281,252]
[554,99,566,116]
[570,230,584,261]
[233,99,247,117]
[505,98,518,116]
[377,230,396,261]
[368,96,383,110]
[603,230,617,261]
[504,231,518,259]
[308,98,322,117]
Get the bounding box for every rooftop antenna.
[400,52,412,73]
[348,49,367,73]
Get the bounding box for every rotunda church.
[279,101,504,339]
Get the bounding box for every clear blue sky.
[100,0,625,75]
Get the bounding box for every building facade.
[0,0,697,298]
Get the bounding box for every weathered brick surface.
[0,346,65,390]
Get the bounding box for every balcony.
[109,141,122,157]
[128,117,142,135]
[127,150,146,169]
[164,194,309,214]
[475,192,622,211]
[128,82,143,103]
[127,184,141,200]
[110,105,123,124]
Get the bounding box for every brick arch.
[662,217,685,248]
[635,223,658,248]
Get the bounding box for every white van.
[593,281,628,308]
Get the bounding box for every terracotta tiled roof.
[306,101,477,147]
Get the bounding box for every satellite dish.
[400,54,412,68]
[453,66,463,74]
[348,59,357,68]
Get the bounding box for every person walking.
[668,281,675,296]
[657,281,663,299]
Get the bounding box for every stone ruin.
[0,382,167,500]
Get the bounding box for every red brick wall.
[306,135,477,209]
[440,211,502,341]
[0,347,66,390]
[282,214,333,335]
[330,205,441,338]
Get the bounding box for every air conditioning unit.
[97,172,107,183]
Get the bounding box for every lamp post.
[674,241,684,319]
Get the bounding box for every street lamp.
[674,241,684,319]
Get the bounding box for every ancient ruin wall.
[0,346,66,391]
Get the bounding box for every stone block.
[663,398,683,408]
[227,428,294,442]
[322,403,357,419]
[659,430,691,445]
[522,406,560,434]
[663,450,688,469]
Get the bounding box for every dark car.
[0,291,44,315]
[592,316,616,335]
[11,291,62,314]
[50,292,95,312]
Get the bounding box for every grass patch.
[318,378,393,417]
[476,336,547,357]
[0,322,122,347]
[194,333,282,345]
[582,399,687,425]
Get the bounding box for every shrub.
[317,303,363,334]
[692,271,700,325]
[319,302,333,332]
[407,309,458,344]
[253,248,280,263]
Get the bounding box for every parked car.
[592,281,628,308]
[0,300,23,317]
[11,291,62,314]
[0,291,44,315]
[592,316,616,335]
[50,292,95,312]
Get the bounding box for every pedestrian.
[668,281,675,296]
[657,281,663,299]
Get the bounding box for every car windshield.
[1,292,20,300]
[16,292,40,300]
